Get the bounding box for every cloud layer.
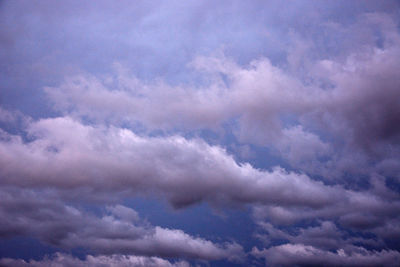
[0,253,190,267]
[0,187,242,262]
[1,1,400,266]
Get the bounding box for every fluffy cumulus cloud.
[1,0,400,266]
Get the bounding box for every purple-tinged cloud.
[1,1,400,266]
[252,244,400,267]
[0,116,342,209]
[0,188,243,262]
[43,12,400,182]
[1,114,399,255]
[0,253,190,267]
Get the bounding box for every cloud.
[251,244,400,267]
[1,2,400,266]
[1,114,399,232]
[42,11,400,183]
[0,115,343,209]
[251,183,400,258]
[273,126,332,174]
[0,188,243,262]
[44,56,306,141]
[252,184,400,233]
[0,253,190,267]
[1,114,399,260]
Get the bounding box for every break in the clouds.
[1,1,400,266]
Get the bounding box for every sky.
[1,1,400,266]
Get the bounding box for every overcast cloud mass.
[1,1,400,266]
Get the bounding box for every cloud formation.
[1,114,399,266]
[44,11,400,183]
[0,116,343,209]
[252,244,400,267]
[0,253,190,267]
[1,1,400,266]
[0,188,242,262]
